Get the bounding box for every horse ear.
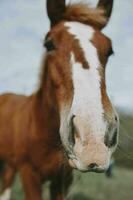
[97,0,113,29]
[47,0,66,27]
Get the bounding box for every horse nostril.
[88,163,98,169]
[68,115,76,146]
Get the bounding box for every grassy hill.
[11,167,133,200]
[114,111,133,168]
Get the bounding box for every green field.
[11,167,133,200]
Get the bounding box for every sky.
[0,0,133,113]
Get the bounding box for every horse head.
[44,0,119,173]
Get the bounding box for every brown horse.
[0,0,119,199]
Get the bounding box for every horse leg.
[19,163,42,200]
[0,165,16,200]
[50,167,73,200]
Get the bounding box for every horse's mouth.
[68,158,107,173]
[79,168,106,173]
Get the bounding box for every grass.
[11,167,133,200]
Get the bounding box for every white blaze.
[65,22,106,140]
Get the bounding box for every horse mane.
[63,3,107,29]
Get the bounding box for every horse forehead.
[65,21,95,40]
[65,22,100,70]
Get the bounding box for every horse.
[0,0,119,199]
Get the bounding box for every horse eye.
[44,40,55,51]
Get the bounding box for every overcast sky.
[0,0,133,113]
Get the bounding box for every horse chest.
[29,141,65,178]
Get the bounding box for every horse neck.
[33,82,60,143]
